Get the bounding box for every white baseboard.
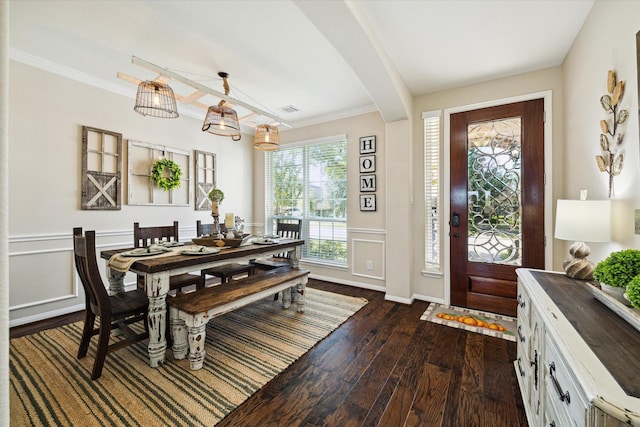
[10,303,85,328]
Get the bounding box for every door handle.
[451,212,460,227]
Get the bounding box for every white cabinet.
[515,269,640,427]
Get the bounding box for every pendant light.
[133,81,179,118]
[253,124,280,151]
[202,72,241,141]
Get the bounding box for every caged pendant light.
[253,124,280,151]
[202,72,241,141]
[133,81,179,118]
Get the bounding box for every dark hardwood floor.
[10,279,528,427]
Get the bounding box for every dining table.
[100,238,304,368]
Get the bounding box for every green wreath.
[151,158,182,192]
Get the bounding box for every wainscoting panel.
[351,238,385,280]
[9,249,77,309]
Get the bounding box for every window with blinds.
[265,136,347,265]
[423,111,441,273]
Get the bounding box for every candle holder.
[210,213,222,238]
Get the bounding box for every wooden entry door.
[450,99,545,316]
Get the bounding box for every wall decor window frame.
[81,126,122,210]
[194,150,216,211]
[127,140,191,206]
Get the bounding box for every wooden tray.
[588,282,640,334]
[192,234,251,248]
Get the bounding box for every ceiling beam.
[295,1,411,123]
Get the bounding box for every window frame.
[265,134,348,266]
[423,110,442,274]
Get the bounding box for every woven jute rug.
[10,288,368,426]
[421,303,517,342]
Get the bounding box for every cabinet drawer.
[545,336,588,426]
[544,383,571,427]
[517,281,532,329]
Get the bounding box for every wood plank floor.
[10,279,528,427]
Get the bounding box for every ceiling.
[9,0,594,130]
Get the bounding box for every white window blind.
[423,111,441,272]
[265,136,347,264]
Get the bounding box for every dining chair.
[133,221,204,292]
[251,219,302,272]
[73,227,149,380]
[196,220,255,284]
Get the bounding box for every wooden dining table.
[100,238,304,367]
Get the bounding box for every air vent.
[278,105,300,114]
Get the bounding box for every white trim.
[384,294,413,304]
[300,259,348,271]
[309,272,386,293]
[443,90,553,306]
[347,227,386,235]
[278,133,347,149]
[422,109,442,119]
[290,104,378,129]
[9,303,86,328]
[412,293,446,305]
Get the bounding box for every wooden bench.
[167,266,309,370]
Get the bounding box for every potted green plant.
[593,249,640,304]
[625,274,640,309]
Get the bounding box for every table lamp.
[555,198,611,280]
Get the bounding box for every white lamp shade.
[554,199,611,242]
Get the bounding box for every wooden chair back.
[276,219,301,239]
[73,227,109,317]
[134,221,180,248]
[274,219,301,258]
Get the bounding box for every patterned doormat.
[421,303,517,342]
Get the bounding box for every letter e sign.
[360,194,376,211]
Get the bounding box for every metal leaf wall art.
[596,70,628,198]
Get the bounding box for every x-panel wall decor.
[128,140,191,206]
[194,150,216,211]
[81,126,122,210]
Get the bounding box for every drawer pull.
[517,357,525,377]
[517,294,526,308]
[550,422,555,427]
[549,362,571,404]
[517,325,525,343]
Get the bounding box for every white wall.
[254,112,388,291]
[562,0,640,261]
[9,61,256,324]
[410,67,564,302]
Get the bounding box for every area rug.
[10,288,368,426]
[421,303,517,342]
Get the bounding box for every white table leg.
[187,321,208,370]
[295,277,306,313]
[169,307,188,360]
[282,286,292,309]
[146,272,170,367]
[106,268,126,295]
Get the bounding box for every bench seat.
[167,266,309,370]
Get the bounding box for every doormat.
[421,303,517,342]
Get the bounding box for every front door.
[450,99,545,316]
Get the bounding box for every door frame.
[442,90,554,306]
